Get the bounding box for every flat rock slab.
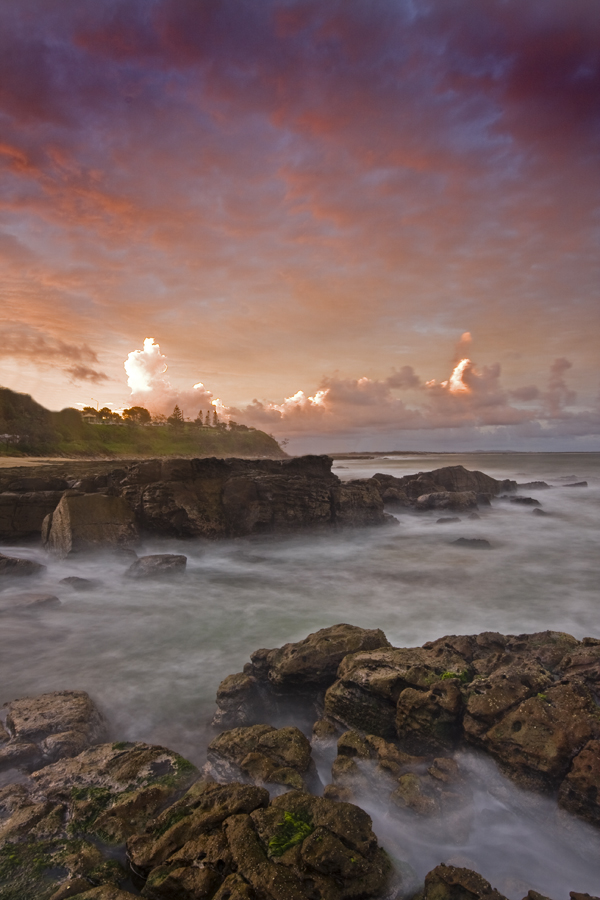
[125,553,187,579]
[0,553,46,577]
[0,592,60,612]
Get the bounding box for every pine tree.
[167,404,184,427]
[194,410,203,425]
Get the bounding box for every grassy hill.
[0,387,285,458]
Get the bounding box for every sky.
[0,0,599,452]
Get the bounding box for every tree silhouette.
[123,406,151,425]
[194,410,204,425]
[167,404,184,427]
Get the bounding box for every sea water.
[1,452,599,897]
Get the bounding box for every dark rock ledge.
[0,459,517,554]
[2,623,600,899]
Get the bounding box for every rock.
[510,496,541,506]
[451,538,491,549]
[43,493,138,557]
[0,592,61,612]
[128,786,395,900]
[558,739,600,826]
[32,741,199,845]
[437,517,461,523]
[0,552,46,577]
[205,724,320,793]
[0,490,65,540]
[422,863,508,899]
[0,690,108,774]
[427,465,515,496]
[563,482,588,488]
[76,888,137,899]
[332,479,385,527]
[125,553,187,579]
[329,729,422,802]
[415,491,478,512]
[212,624,391,729]
[532,508,549,516]
[570,894,600,900]
[59,576,97,590]
[396,680,463,754]
[478,682,600,789]
[468,512,481,520]
[517,482,552,490]
[324,644,470,741]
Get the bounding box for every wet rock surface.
[0,551,46,577]
[43,493,139,558]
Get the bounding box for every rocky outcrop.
[370,465,516,510]
[0,690,108,773]
[204,725,320,793]
[212,624,391,729]
[127,783,395,900]
[43,492,138,557]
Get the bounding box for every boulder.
[437,517,461,524]
[125,554,187,579]
[0,552,46,577]
[43,492,138,557]
[510,496,541,506]
[558,739,600,826]
[59,576,97,590]
[396,679,464,754]
[331,479,385,526]
[532,508,549,516]
[212,624,391,729]
[422,863,508,900]
[414,491,478,512]
[0,690,108,774]
[205,724,320,793]
[427,465,514,496]
[0,490,65,540]
[324,644,470,741]
[328,729,423,802]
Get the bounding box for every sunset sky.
[1,0,598,451]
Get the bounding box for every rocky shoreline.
[0,458,597,898]
[1,622,599,899]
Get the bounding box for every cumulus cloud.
[124,338,216,417]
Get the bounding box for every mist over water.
[1,452,599,897]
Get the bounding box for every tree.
[212,409,219,427]
[167,404,184,427]
[82,406,98,417]
[122,406,151,425]
[194,410,203,425]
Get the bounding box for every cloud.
[0,324,108,382]
[124,338,215,417]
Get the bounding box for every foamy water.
[1,452,599,897]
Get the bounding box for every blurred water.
[1,452,599,897]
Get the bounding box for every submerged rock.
[451,538,491,549]
[0,591,60,613]
[125,554,187,579]
[0,552,46,577]
[510,496,541,506]
[415,491,478,512]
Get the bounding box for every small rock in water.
[468,512,481,520]
[0,592,61,612]
[125,553,187,579]
[59,576,97,590]
[437,517,461,524]
[517,481,552,490]
[0,553,46,577]
[563,481,588,488]
[510,496,541,506]
[532,507,549,517]
[451,538,491,549]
